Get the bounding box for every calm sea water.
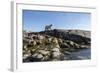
[64,49,91,60]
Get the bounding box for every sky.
[23,10,91,32]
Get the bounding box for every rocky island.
[23,29,91,62]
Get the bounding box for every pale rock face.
[38,50,49,55]
[52,47,61,59]
[32,53,38,57]
[33,41,36,46]
[55,44,60,48]
[70,41,74,45]
[32,53,43,59]
[52,51,61,58]
[52,48,60,52]
[36,54,43,59]
[38,35,45,40]
[23,54,30,59]
[52,38,58,44]
[74,43,80,48]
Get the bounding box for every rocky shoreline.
[23,29,91,62]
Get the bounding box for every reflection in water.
[64,49,91,60]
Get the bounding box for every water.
[64,49,91,60]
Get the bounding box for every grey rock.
[52,48,60,52]
[37,54,43,59]
[23,54,31,59]
[52,51,61,58]
[38,50,50,55]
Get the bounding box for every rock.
[52,38,58,44]
[38,35,45,40]
[36,40,42,45]
[48,37,52,42]
[52,59,58,61]
[28,39,34,44]
[52,51,61,59]
[70,41,74,45]
[23,53,31,59]
[74,43,80,48]
[60,43,69,48]
[58,38,63,44]
[32,53,38,57]
[38,50,50,55]
[45,35,51,38]
[52,48,60,52]
[36,54,43,59]
[32,35,38,39]
[32,53,43,59]
[23,45,27,49]
[55,44,60,48]
[33,40,36,46]
[42,55,49,61]
[51,48,62,59]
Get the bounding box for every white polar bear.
[45,24,53,31]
